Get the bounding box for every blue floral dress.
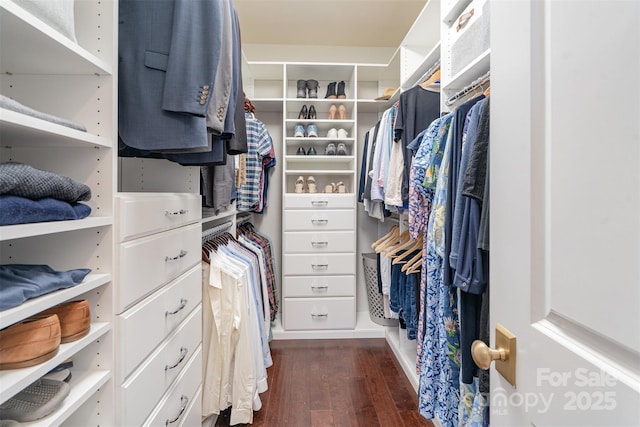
[418,120,461,427]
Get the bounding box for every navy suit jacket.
[118,0,223,151]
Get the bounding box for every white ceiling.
[234,0,426,49]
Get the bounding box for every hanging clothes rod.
[236,213,253,227]
[445,70,490,107]
[202,220,233,240]
[417,60,441,85]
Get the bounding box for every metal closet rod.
[236,213,253,227]
[202,220,234,240]
[445,70,490,107]
[417,60,441,85]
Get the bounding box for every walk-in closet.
[0,0,638,426]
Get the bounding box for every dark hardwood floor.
[215,338,434,427]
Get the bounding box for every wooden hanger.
[483,85,491,97]
[420,69,441,89]
[376,229,410,253]
[401,250,424,272]
[383,232,416,258]
[390,235,424,263]
[405,258,422,274]
[372,226,399,250]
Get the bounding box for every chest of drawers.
[115,193,202,425]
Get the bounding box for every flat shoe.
[41,300,90,344]
[295,176,305,193]
[307,176,317,193]
[0,314,61,370]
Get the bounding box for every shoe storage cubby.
[0,0,116,425]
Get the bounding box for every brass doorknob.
[471,340,509,370]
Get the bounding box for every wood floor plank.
[215,338,431,427]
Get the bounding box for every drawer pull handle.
[165,395,189,425]
[311,264,328,269]
[311,285,328,291]
[165,347,189,371]
[311,241,328,248]
[166,298,188,316]
[165,250,188,262]
[311,313,328,318]
[311,200,328,207]
[311,219,328,225]
[165,209,188,217]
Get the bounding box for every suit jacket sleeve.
[161,0,223,117]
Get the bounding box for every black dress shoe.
[308,105,317,120]
[296,146,306,155]
[307,146,317,155]
[298,104,308,119]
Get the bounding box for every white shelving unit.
[0,0,116,425]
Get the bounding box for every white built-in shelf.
[287,119,354,126]
[357,99,394,114]
[0,322,110,403]
[0,109,112,149]
[285,155,354,163]
[0,216,113,241]
[401,0,441,48]
[385,325,419,393]
[286,169,355,175]
[0,1,112,75]
[443,0,473,26]
[24,370,111,427]
[0,274,111,329]
[400,43,441,91]
[202,203,237,224]
[251,98,284,112]
[285,137,355,142]
[443,49,490,94]
[285,98,356,105]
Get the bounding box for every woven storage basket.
[362,253,398,327]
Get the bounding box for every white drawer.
[284,297,355,330]
[117,193,201,242]
[120,306,202,427]
[283,253,356,276]
[117,223,201,312]
[179,385,202,427]
[117,264,201,379]
[143,344,202,427]
[284,209,354,231]
[283,275,355,298]
[283,231,355,253]
[284,193,355,209]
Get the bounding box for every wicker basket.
[362,253,398,327]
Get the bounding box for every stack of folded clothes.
[0,162,92,225]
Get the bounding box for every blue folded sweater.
[0,196,91,225]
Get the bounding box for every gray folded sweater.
[0,162,91,202]
[0,94,86,132]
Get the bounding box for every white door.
[490,0,640,425]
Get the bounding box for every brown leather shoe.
[41,300,91,343]
[0,314,61,370]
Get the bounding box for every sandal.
[295,176,305,193]
[324,184,334,194]
[335,181,346,193]
[307,176,317,193]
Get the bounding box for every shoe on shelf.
[0,314,61,370]
[335,181,346,193]
[294,124,306,137]
[307,146,317,155]
[307,176,317,193]
[295,176,305,193]
[41,300,90,343]
[337,80,347,99]
[297,80,307,98]
[324,183,335,194]
[306,124,319,137]
[296,146,306,155]
[328,104,337,120]
[325,82,337,99]
[306,80,319,98]
[308,105,317,120]
[336,142,347,155]
[0,377,70,422]
[338,104,347,120]
[298,104,308,119]
[326,128,338,139]
[337,128,348,139]
[325,143,336,155]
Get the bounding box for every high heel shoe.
[325,82,337,99]
[308,105,317,120]
[328,104,337,120]
[338,104,347,120]
[298,104,308,120]
[336,81,346,99]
